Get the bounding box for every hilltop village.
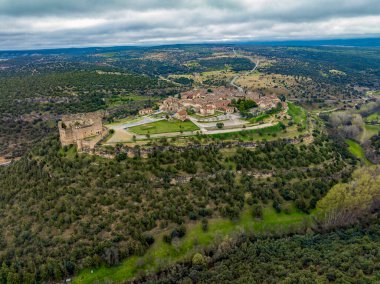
[58,86,289,150]
[160,87,284,121]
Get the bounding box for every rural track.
[230,49,260,92]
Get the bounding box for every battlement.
[58,111,108,150]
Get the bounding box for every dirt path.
[0,156,18,167]
[229,50,260,92]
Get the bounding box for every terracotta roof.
[177,109,187,116]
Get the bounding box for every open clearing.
[361,124,380,142]
[0,156,11,166]
[73,204,307,284]
[365,112,380,124]
[129,119,199,135]
[346,139,371,165]
[288,102,307,128]
[168,70,236,86]
[235,72,299,94]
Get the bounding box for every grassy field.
[129,119,199,135]
[365,112,380,124]
[235,72,298,95]
[288,102,307,128]
[73,204,307,284]
[210,123,284,141]
[361,124,380,142]
[248,113,270,124]
[346,139,371,165]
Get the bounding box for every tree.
[201,218,208,232]
[192,253,207,266]
[252,204,263,219]
[216,122,224,129]
[317,166,380,229]
[163,234,172,244]
[116,152,127,162]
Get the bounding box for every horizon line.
[1,36,380,53]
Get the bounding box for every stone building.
[139,108,154,116]
[58,111,108,150]
[160,97,181,112]
[174,109,188,121]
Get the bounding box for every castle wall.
[58,121,75,146]
[80,128,109,150]
[58,112,106,150]
[71,122,102,141]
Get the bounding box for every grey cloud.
[0,0,228,16]
[0,0,379,49]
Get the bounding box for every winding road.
[230,49,260,93]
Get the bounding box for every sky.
[0,0,380,50]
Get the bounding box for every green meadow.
[287,102,307,128]
[73,204,307,284]
[346,139,371,165]
[129,119,199,135]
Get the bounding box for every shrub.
[252,205,263,219]
[201,218,208,232]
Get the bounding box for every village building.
[174,109,188,121]
[222,106,235,113]
[58,111,108,150]
[199,104,216,116]
[139,108,154,116]
[160,97,181,112]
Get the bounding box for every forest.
[135,165,380,283]
[135,221,380,283]
[0,131,357,283]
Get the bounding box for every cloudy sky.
[0,0,380,50]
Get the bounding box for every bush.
[163,234,172,244]
[273,200,282,213]
[192,253,207,266]
[115,153,127,161]
[252,205,263,219]
[143,234,155,246]
[201,218,208,232]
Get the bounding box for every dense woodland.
[0,132,356,283]
[135,222,380,283]
[136,165,380,283]
[0,71,173,118]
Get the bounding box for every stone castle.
[58,111,108,150]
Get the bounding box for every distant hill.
[238,37,380,47]
[1,37,379,58]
